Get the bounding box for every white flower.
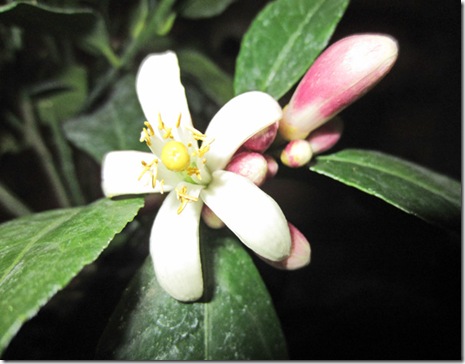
[101,51,291,301]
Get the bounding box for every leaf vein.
[0,208,81,285]
[318,154,460,206]
[261,0,326,90]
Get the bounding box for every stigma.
[161,141,190,171]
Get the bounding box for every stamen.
[186,167,201,179]
[176,185,199,214]
[186,126,208,141]
[144,121,155,136]
[157,113,174,139]
[162,127,173,139]
[138,158,159,188]
[142,128,152,146]
[197,144,210,158]
[158,113,164,130]
[176,113,182,128]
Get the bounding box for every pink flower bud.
[280,139,313,168]
[225,152,268,186]
[260,223,311,270]
[243,121,279,152]
[264,154,279,180]
[306,117,343,154]
[201,205,225,229]
[280,34,398,140]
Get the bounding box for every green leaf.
[178,0,237,19]
[0,197,144,354]
[63,75,147,163]
[128,0,150,39]
[128,0,177,45]
[0,1,119,66]
[234,0,349,99]
[178,49,234,106]
[35,65,88,125]
[97,232,287,360]
[310,149,461,231]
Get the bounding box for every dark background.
[3,0,461,360]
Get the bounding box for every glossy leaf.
[0,197,144,354]
[97,232,287,360]
[234,0,349,99]
[310,149,461,231]
[63,75,147,163]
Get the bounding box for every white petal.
[150,187,204,301]
[201,170,291,260]
[101,151,179,197]
[203,91,282,171]
[136,51,193,137]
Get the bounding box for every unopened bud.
[201,205,225,229]
[260,223,311,270]
[243,121,279,152]
[280,34,398,140]
[280,139,313,168]
[225,152,268,186]
[306,117,343,154]
[264,154,279,180]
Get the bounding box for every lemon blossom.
[101,51,292,301]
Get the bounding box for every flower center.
[161,141,190,171]
[138,113,215,213]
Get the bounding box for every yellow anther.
[162,127,173,139]
[144,121,155,136]
[197,144,210,158]
[161,141,190,172]
[138,158,159,188]
[140,128,152,146]
[157,114,174,139]
[186,167,201,179]
[186,126,207,141]
[176,113,182,128]
[176,185,198,214]
[158,113,165,130]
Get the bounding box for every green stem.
[82,66,119,111]
[21,94,72,208]
[82,0,176,111]
[0,181,33,217]
[101,45,122,69]
[49,117,86,205]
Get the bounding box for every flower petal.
[150,187,204,301]
[101,151,179,197]
[203,91,282,171]
[136,51,193,135]
[259,222,311,270]
[201,170,291,260]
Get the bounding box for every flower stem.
[21,93,72,208]
[0,181,33,217]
